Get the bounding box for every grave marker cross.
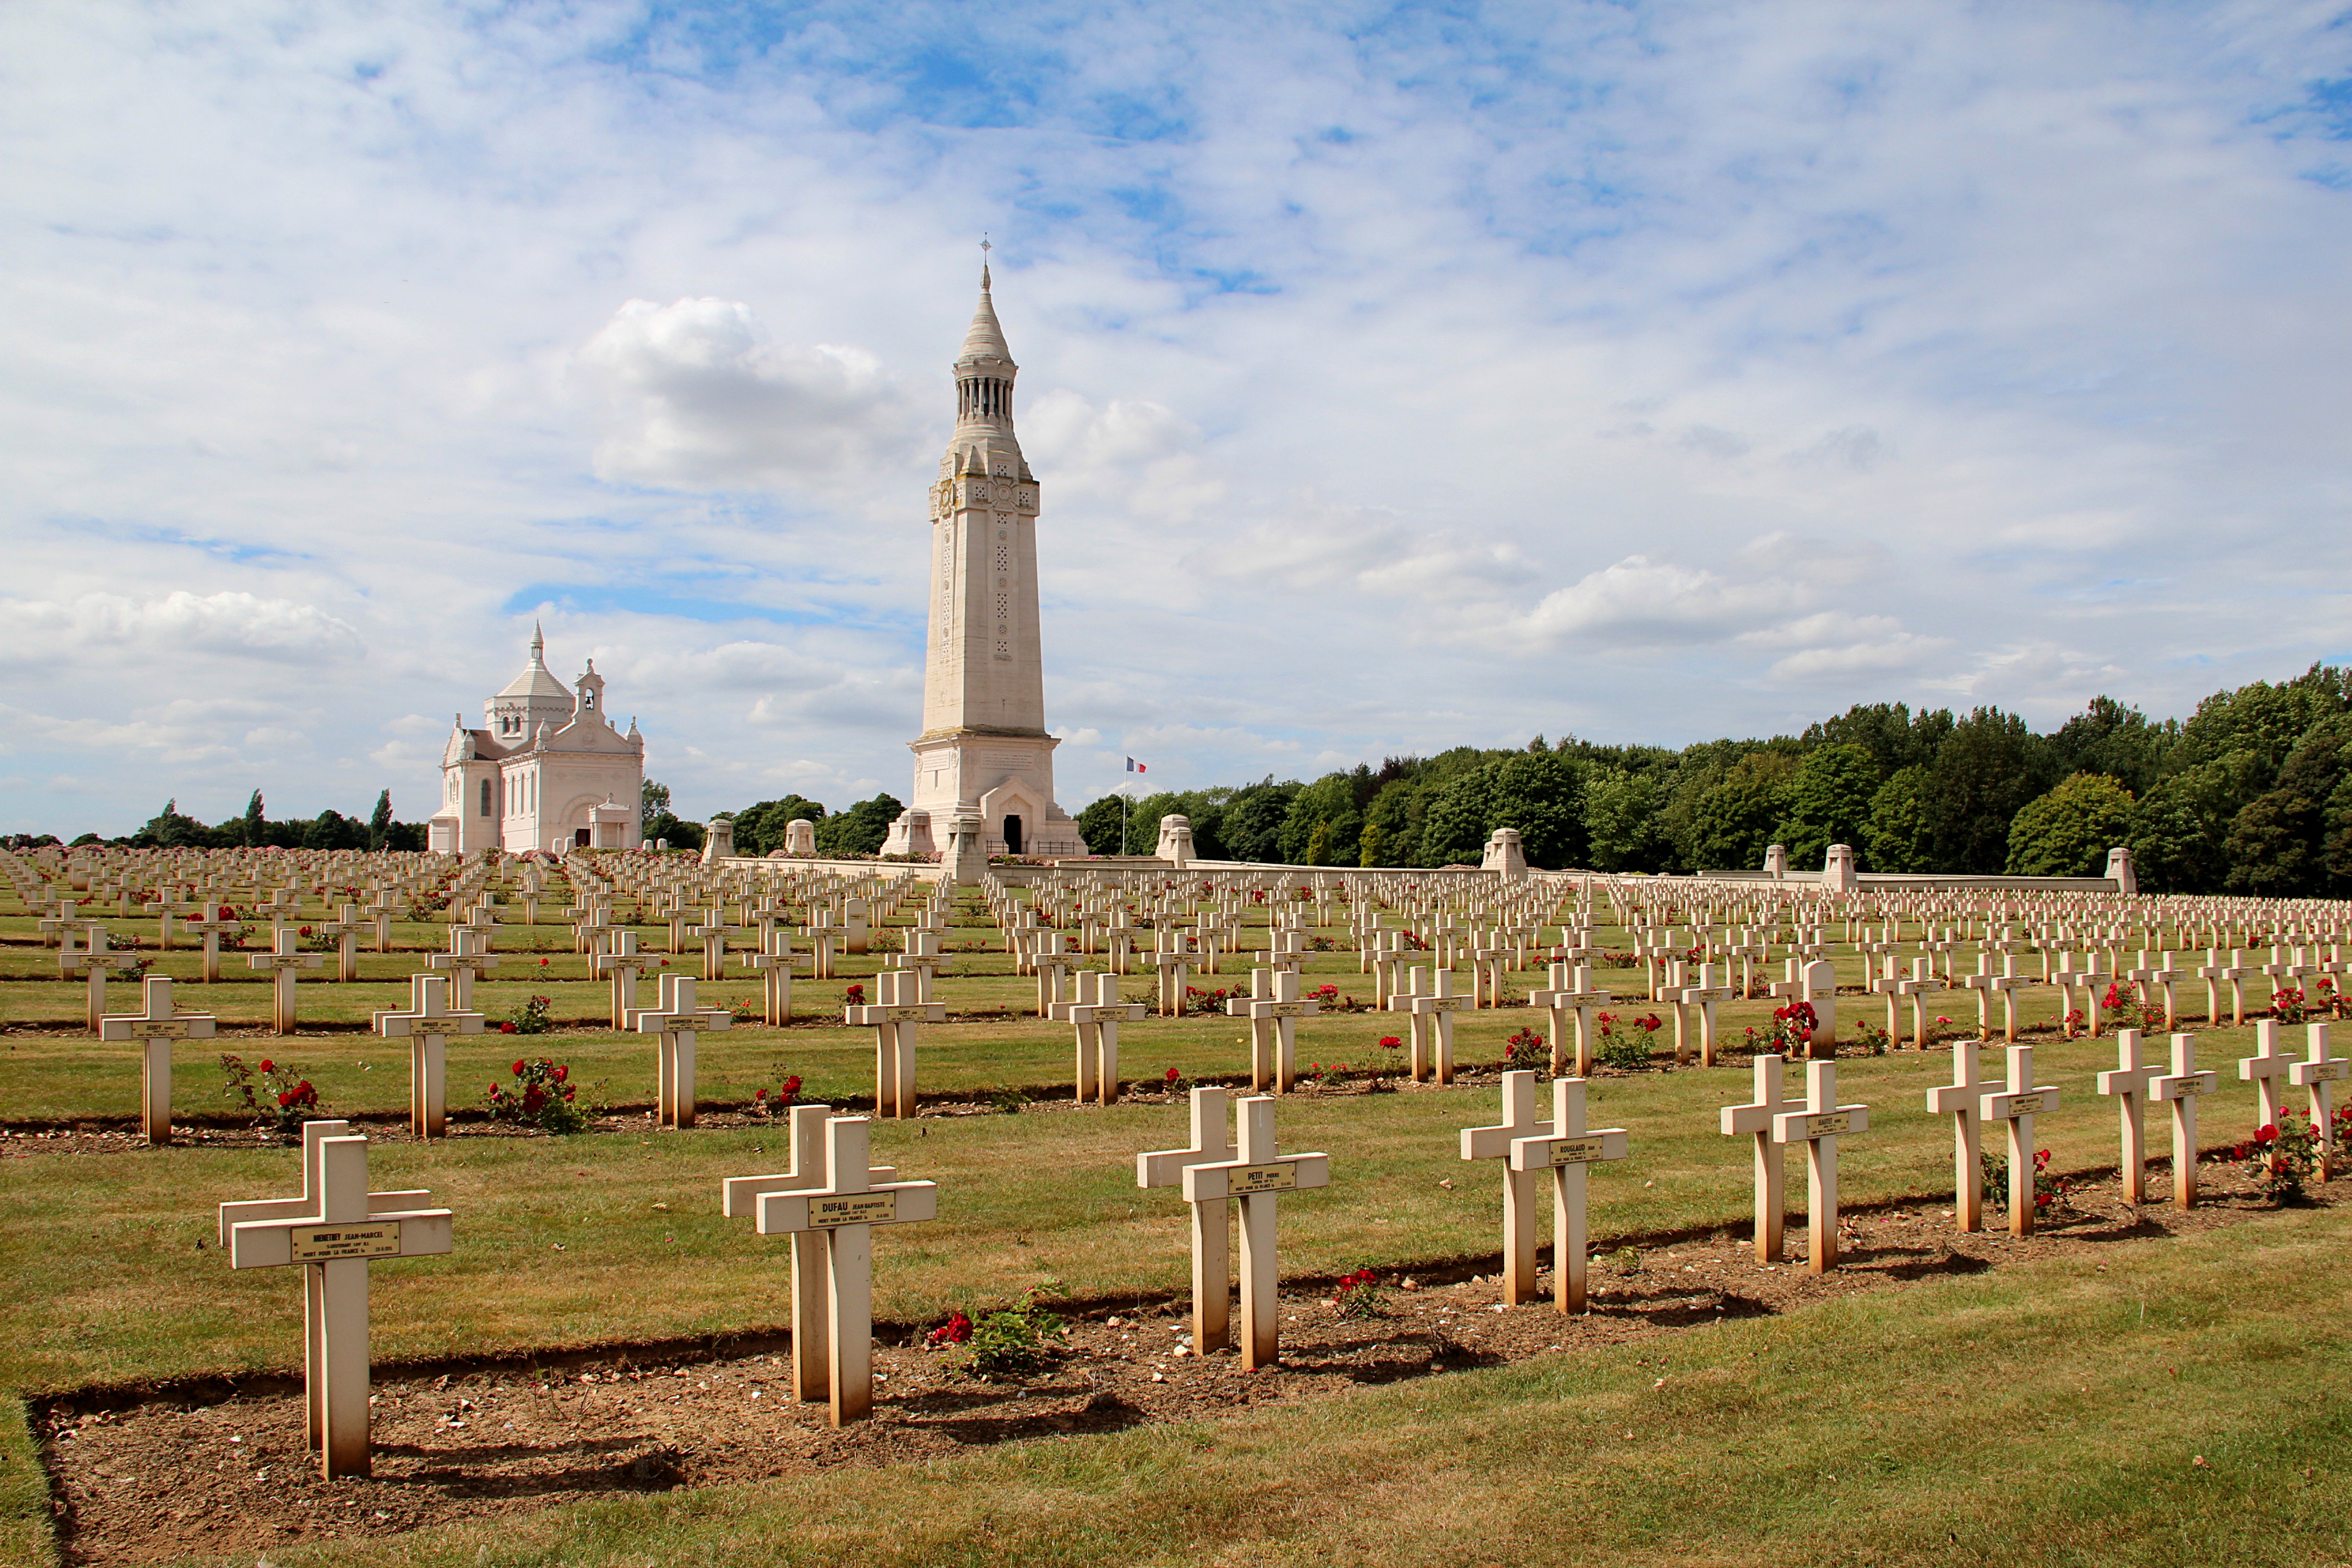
[630,973,732,1128]
[1925,1042,1999,1233]
[846,970,945,1119]
[2097,1028,2165,1203]
[2149,1032,2219,1209]
[1980,1045,2061,1237]
[2238,1021,2298,1140]
[1720,1054,1791,1262]
[1459,1071,1554,1305]
[721,1102,897,1403]
[99,975,216,1144]
[1181,1096,1329,1370]
[1054,970,1147,1105]
[1772,1060,1869,1273]
[1137,1087,1239,1354]
[59,926,144,1032]
[1509,1076,1629,1313]
[2291,1022,2348,1181]
[218,1122,451,1477]
[246,926,323,1035]
[751,1115,937,1425]
[372,974,486,1139]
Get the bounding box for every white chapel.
[427,627,644,853]
[881,263,1089,860]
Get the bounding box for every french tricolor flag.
[1126,757,1146,774]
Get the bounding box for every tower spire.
[530,621,545,662]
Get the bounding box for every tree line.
[42,791,435,853]
[1073,664,2352,896]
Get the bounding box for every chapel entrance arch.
[1002,815,1024,855]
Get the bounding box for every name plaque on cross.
[1793,1111,1855,1139]
[762,1185,932,1232]
[289,1224,406,1262]
[1518,1132,1626,1167]
[1984,1090,2050,1118]
[1227,1164,1299,1194]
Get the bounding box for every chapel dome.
[497,625,572,703]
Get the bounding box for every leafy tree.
[242,789,265,848]
[731,796,827,856]
[1582,767,1673,872]
[2223,789,2321,896]
[135,799,214,849]
[1219,779,1299,863]
[368,789,394,851]
[2128,757,2249,894]
[2005,773,2135,876]
[1686,753,1796,872]
[1420,769,1494,866]
[1278,772,1367,866]
[1776,742,1881,868]
[1802,702,1950,777]
[1076,795,1129,855]
[2045,697,2168,796]
[1923,708,2046,873]
[1358,821,1387,867]
[1863,766,1933,873]
[814,794,903,858]
[1484,751,1586,868]
[303,809,370,852]
[640,780,672,835]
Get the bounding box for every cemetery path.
[35,1167,2334,1566]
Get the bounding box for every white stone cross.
[2197,948,2253,1027]
[99,975,216,1144]
[721,1102,897,1403]
[2097,1028,2166,1204]
[2149,1032,2219,1209]
[312,903,369,983]
[749,1114,936,1425]
[591,929,655,1028]
[246,925,324,1035]
[2290,1022,2347,1181]
[1404,964,1469,1084]
[2238,1020,2298,1141]
[1181,1095,1328,1370]
[1226,968,1322,1093]
[372,974,486,1139]
[1053,970,1147,1106]
[425,928,499,1013]
[1526,961,1611,1076]
[1673,962,1736,1066]
[1137,1086,1239,1353]
[1925,1041,1999,1233]
[1721,1053,1791,1262]
[1509,1076,1629,1313]
[1980,1045,2061,1237]
[738,926,803,1026]
[847,970,944,1118]
[218,1122,451,1477]
[1031,929,1080,1017]
[685,907,738,981]
[1773,1060,1869,1273]
[630,973,732,1128]
[1149,926,1194,1017]
[1894,957,1947,1049]
[59,926,144,1032]
[1459,1070,1554,1305]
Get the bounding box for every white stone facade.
[427,627,645,854]
[883,267,1088,861]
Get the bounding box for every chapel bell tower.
[882,258,1088,860]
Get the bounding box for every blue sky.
[3,1,2350,835]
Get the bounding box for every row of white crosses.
[1719,1056,1871,1272]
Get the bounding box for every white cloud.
[0,592,363,662]
[3,1,2350,831]
[578,299,919,488]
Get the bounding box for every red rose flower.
[512,1060,526,1075]
[258,1059,274,1073]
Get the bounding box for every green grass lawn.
[0,892,2330,1567]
